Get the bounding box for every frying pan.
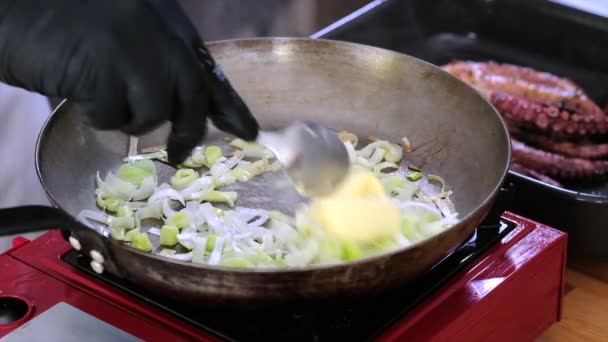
[0,38,511,307]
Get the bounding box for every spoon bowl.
[256,121,350,197]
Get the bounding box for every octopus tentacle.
[512,138,608,179]
[443,60,580,91]
[490,92,608,139]
[441,60,608,185]
[514,133,608,160]
[442,60,604,117]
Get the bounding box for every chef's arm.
[0,0,258,164]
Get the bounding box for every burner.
[61,221,513,341]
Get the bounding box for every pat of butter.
[330,168,386,197]
[310,169,401,242]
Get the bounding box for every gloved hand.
[0,0,259,164]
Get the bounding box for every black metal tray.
[312,0,608,257]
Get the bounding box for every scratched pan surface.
[36,38,510,308]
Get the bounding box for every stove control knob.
[69,236,82,251]
[90,260,104,274]
[90,250,105,264]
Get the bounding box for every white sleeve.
[0,82,52,252]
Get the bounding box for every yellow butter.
[311,197,400,241]
[330,168,386,198]
[310,169,401,242]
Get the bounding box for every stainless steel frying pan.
[0,38,511,307]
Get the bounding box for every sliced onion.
[368,148,385,166]
[235,207,269,227]
[148,188,185,206]
[399,201,443,219]
[163,251,193,261]
[246,238,263,250]
[211,155,240,178]
[248,213,269,228]
[148,227,161,236]
[231,239,243,253]
[270,219,298,244]
[192,236,208,263]
[158,249,176,257]
[182,226,198,234]
[123,150,168,163]
[183,201,205,226]
[262,232,274,250]
[359,140,402,163]
[132,175,156,201]
[180,176,213,200]
[434,198,458,218]
[241,145,274,159]
[373,161,399,173]
[199,203,222,231]
[285,239,318,267]
[426,175,446,196]
[90,135,461,268]
[162,199,178,219]
[177,232,197,250]
[359,141,388,158]
[134,202,163,228]
[208,236,225,265]
[96,172,105,190]
[397,180,420,201]
[234,232,254,240]
[126,201,148,209]
[99,172,137,200]
[235,207,258,222]
[181,146,205,168]
[344,142,358,164]
[210,156,241,185]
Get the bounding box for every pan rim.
[35,37,512,274]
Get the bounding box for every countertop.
[539,258,608,341]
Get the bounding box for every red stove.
[0,211,566,341]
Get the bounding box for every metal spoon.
[185,49,351,197]
[256,121,350,197]
[128,121,350,197]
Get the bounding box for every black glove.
[0,0,259,164]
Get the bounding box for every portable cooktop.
[0,0,575,339]
[0,211,566,341]
[60,220,512,341]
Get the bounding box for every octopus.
[442,60,604,118]
[489,91,608,139]
[441,60,608,184]
[512,138,608,180]
[513,133,608,160]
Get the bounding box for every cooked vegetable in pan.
[77,133,460,268]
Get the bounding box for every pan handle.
[0,205,84,236]
[0,205,124,278]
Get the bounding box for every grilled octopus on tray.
[441,60,608,187]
